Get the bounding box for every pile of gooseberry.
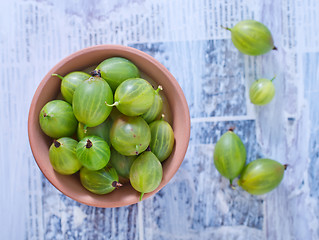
[223,20,277,105]
[39,57,174,201]
[213,20,287,195]
[214,128,287,195]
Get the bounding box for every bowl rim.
[28,44,190,208]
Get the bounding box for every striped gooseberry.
[52,71,90,104]
[142,86,163,123]
[49,137,82,175]
[149,118,174,162]
[129,151,163,201]
[222,20,276,56]
[80,167,122,195]
[107,78,155,116]
[72,73,113,127]
[249,77,275,105]
[39,100,77,138]
[96,57,140,91]
[238,159,287,195]
[213,128,246,186]
[110,115,151,156]
[76,136,111,171]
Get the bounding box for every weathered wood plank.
[0,0,318,239]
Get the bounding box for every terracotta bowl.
[28,45,190,208]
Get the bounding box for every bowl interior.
[28,45,190,207]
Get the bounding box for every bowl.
[28,45,190,208]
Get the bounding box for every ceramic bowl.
[28,45,190,208]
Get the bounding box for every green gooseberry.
[109,148,137,179]
[142,86,163,123]
[77,118,113,146]
[249,77,275,105]
[96,57,140,91]
[110,115,151,156]
[107,78,155,116]
[238,159,287,195]
[52,71,90,104]
[76,136,111,171]
[39,100,78,138]
[80,167,122,195]
[222,20,276,55]
[213,128,246,186]
[149,118,174,162]
[49,137,82,175]
[129,151,163,201]
[72,75,113,127]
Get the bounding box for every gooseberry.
[80,167,122,195]
[238,158,286,195]
[149,118,174,162]
[76,136,111,171]
[223,20,276,56]
[129,151,163,201]
[110,115,151,156]
[142,86,163,123]
[96,57,140,91]
[39,100,77,138]
[52,71,90,104]
[107,78,155,116]
[213,128,246,186]
[49,137,82,175]
[249,77,275,105]
[72,74,113,127]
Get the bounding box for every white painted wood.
[0,0,318,239]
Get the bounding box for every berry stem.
[105,101,119,107]
[284,164,288,170]
[155,85,163,93]
[140,192,144,201]
[273,46,278,51]
[52,73,64,80]
[270,75,276,82]
[220,25,231,31]
[83,124,88,134]
[228,126,235,132]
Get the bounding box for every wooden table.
[1,0,318,239]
